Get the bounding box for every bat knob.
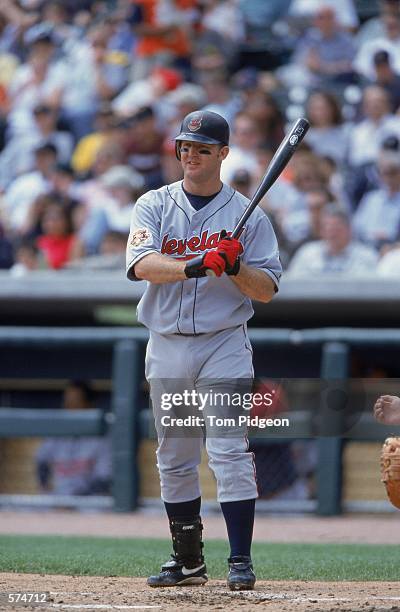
[205,269,216,277]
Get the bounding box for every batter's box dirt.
[1,575,400,612]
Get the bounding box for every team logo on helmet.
[187,115,202,132]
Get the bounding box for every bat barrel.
[231,117,309,239]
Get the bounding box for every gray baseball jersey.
[126,181,282,334]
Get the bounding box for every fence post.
[317,341,349,516]
[112,339,140,511]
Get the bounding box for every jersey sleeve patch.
[130,227,152,248]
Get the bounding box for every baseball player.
[126,110,282,590]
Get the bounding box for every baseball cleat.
[227,555,256,591]
[147,557,208,587]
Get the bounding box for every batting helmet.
[174,110,230,160]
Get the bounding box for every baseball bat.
[185,117,309,276]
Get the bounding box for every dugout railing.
[0,326,398,515]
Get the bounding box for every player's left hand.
[216,231,243,276]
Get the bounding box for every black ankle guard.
[170,516,204,568]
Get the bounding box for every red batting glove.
[217,238,243,267]
[202,250,226,277]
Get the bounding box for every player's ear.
[219,145,229,161]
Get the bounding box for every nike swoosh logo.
[181,565,205,576]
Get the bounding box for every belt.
[172,325,242,337]
[172,332,206,337]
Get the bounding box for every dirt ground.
[1,511,400,611]
[1,574,400,612]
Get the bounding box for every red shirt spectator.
[36,202,84,269]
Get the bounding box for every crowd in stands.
[1,0,400,278]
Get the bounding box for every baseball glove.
[380,437,400,509]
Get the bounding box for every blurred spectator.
[201,0,244,47]
[353,150,400,248]
[281,186,334,251]
[0,1,39,51]
[289,0,359,31]
[66,229,127,271]
[73,141,126,253]
[265,148,326,219]
[0,103,73,189]
[220,112,261,183]
[345,132,400,210]
[0,222,14,269]
[53,23,130,140]
[81,140,125,179]
[354,11,400,79]
[71,103,116,175]
[287,205,378,276]
[231,168,253,198]
[191,29,230,79]
[100,164,144,233]
[48,162,81,201]
[100,229,127,256]
[121,106,165,189]
[129,0,196,80]
[21,192,62,241]
[356,0,400,47]
[105,2,137,55]
[6,26,62,137]
[318,155,350,210]
[3,142,57,235]
[200,71,241,126]
[39,0,81,49]
[305,90,350,166]
[0,10,25,58]
[165,82,207,121]
[244,90,285,149]
[36,200,84,269]
[112,65,181,118]
[347,85,400,167]
[377,243,400,275]
[370,49,400,111]
[238,0,293,71]
[9,238,40,276]
[35,380,112,496]
[240,0,293,32]
[0,50,19,150]
[281,5,356,88]
[191,1,243,74]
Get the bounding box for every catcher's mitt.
[380,437,400,509]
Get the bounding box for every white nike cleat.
[147,556,208,587]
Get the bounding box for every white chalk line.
[44,591,400,610]
[39,591,400,609]
[49,606,161,610]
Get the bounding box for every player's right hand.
[184,251,226,278]
[202,251,226,276]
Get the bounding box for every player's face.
[179,141,228,181]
